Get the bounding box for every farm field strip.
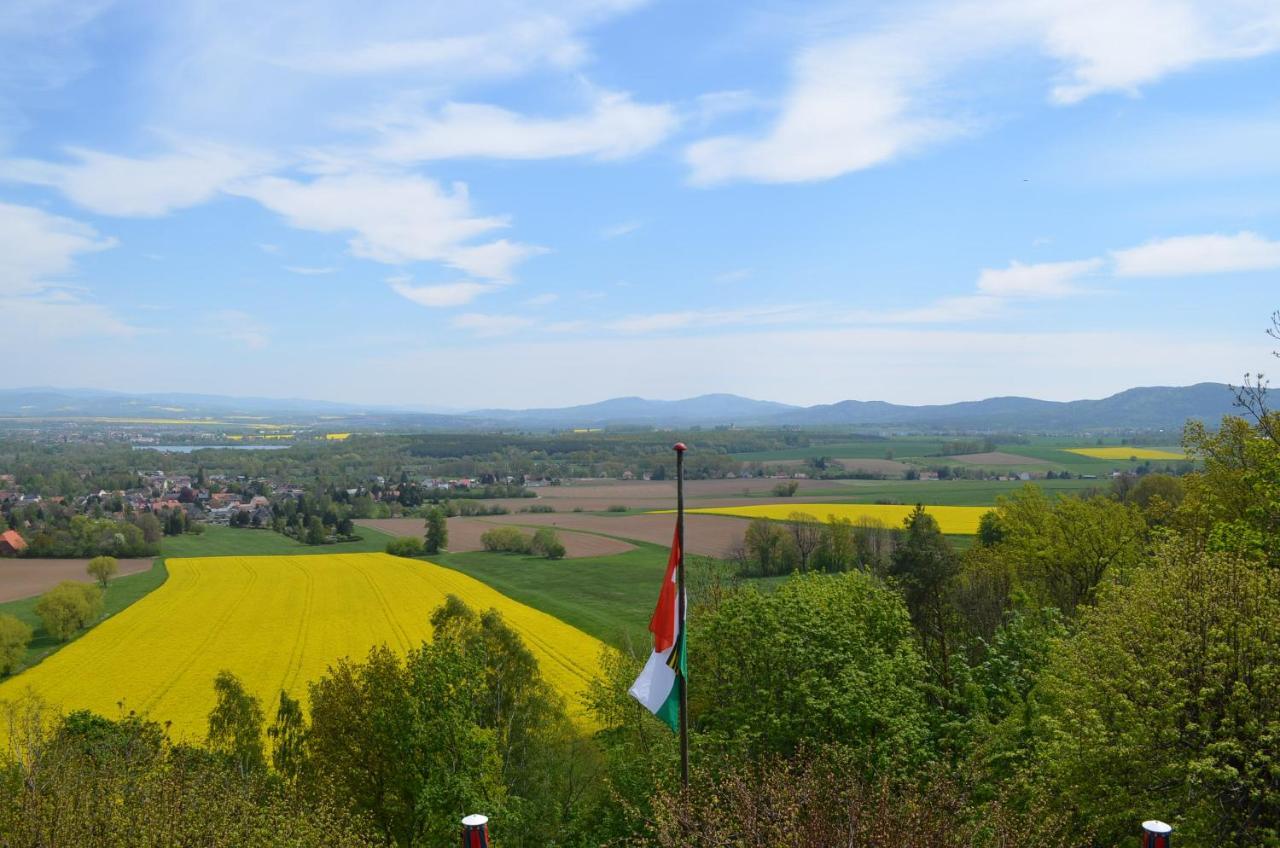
[675,503,992,534]
[0,553,606,739]
[1065,446,1185,460]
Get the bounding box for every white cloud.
[1042,0,1280,104]
[451,313,535,337]
[0,201,134,340]
[686,0,1280,185]
[977,258,1103,297]
[0,143,269,216]
[1111,231,1280,277]
[526,293,559,306]
[372,90,676,162]
[391,279,499,307]
[0,201,115,296]
[232,170,542,280]
[285,265,338,275]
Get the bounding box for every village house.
[0,529,27,557]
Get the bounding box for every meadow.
[160,524,396,557]
[0,553,606,736]
[679,503,991,534]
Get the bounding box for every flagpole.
[673,441,688,791]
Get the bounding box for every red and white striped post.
[1141,820,1172,848]
[461,814,490,847]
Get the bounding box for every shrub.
[479,527,530,554]
[34,581,104,642]
[529,528,566,559]
[523,504,556,513]
[0,613,32,674]
[606,504,628,513]
[771,481,800,497]
[385,537,425,558]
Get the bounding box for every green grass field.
[161,524,397,557]
[0,559,169,673]
[431,543,670,650]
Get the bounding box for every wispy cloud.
[232,170,543,281]
[525,293,559,306]
[1111,231,1280,277]
[0,142,270,216]
[371,90,676,162]
[451,312,534,337]
[204,309,270,349]
[390,278,499,307]
[685,1,1280,185]
[285,265,338,275]
[977,258,1103,297]
[601,220,642,239]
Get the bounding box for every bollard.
[461,813,490,847]
[1141,820,1171,848]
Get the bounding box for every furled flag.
[628,526,684,731]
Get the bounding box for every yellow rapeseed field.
[1065,447,1185,460]
[0,553,605,739]
[680,503,990,534]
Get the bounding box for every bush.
[34,581,104,642]
[771,481,800,497]
[479,527,530,554]
[529,528,566,559]
[0,613,32,674]
[606,504,628,513]
[523,504,556,513]
[385,537,425,558]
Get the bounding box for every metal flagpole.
[674,442,689,791]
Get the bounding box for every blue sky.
[3,0,1280,409]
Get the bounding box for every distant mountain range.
[0,384,1239,432]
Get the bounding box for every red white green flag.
[628,526,685,731]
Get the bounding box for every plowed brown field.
[0,557,154,602]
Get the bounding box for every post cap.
[1142,821,1172,834]
[673,442,687,452]
[462,814,489,827]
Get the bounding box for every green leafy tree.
[305,516,326,545]
[690,572,931,776]
[423,507,448,554]
[267,690,308,786]
[1023,546,1280,845]
[86,555,117,588]
[206,670,266,777]
[34,581,103,641]
[887,505,960,691]
[742,518,795,577]
[0,613,32,674]
[529,527,566,559]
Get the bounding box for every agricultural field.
[0,557,154,602]
[0,553,606,737]
[356,517,636,558]
[1065,446,1185,460]
[160,524,397,557]
[679,503,992,535]
[0,560,168,672]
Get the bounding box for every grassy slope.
[161,524,397,557]
[0,559,169,672]
[431,543,671,651]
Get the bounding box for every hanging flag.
[628,525,685,731]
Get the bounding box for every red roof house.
[0,530,27,556]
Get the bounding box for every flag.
[628,526,684,731]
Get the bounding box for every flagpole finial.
[673,442,687,452]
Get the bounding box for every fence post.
[1141,820,1171,848]
[461,813,490,847]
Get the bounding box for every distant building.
[0,530,27,556]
